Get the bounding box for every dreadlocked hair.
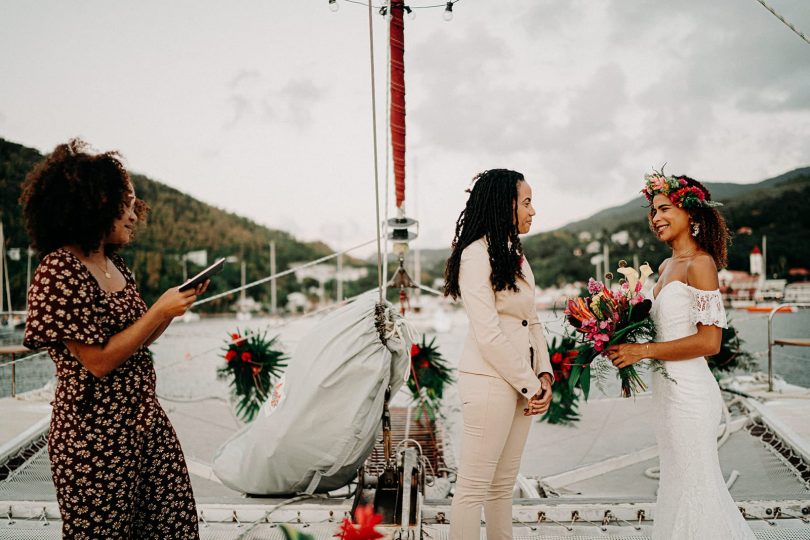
[444,169,525,299]
[648,175,731,268]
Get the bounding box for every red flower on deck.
[337,504,383,540]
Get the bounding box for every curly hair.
[648,175,730,268]
[19,138,149,257]
[444,169,525,299]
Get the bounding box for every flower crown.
[641,171,722,210]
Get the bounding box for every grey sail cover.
[212,293,413,494]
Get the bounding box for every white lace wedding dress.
[650,281,756,540]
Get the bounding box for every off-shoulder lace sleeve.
[689,288,727,328]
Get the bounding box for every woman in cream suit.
[444,169,554,540]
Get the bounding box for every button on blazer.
[458,237,554,397]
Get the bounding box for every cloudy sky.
[1,0,809,256]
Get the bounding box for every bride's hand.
[606,343,645,369]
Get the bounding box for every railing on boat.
[0,346,46,398]
[768,302,810,392]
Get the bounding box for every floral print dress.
[24,248,199,539]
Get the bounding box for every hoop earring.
[691,222,700,237]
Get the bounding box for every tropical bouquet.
[407,335,454,421]
[564,261,667,398]
[540,334,583,425]
[217,329,288,422]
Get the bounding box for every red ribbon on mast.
[390,1,406,209]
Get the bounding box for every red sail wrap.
[390,1,406,208]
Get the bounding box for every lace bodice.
[651,281,727,343]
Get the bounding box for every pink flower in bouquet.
[587,278,604,294]
[251,365,261,376]
[593,333,610,351]
[631,294,644,305]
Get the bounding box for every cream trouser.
[449,372,532,540]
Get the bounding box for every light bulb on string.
[443,2,454,22]
[328,0,339,12]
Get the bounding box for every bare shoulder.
[687,254,719,291]
[657,258,671,276]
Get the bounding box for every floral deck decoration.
[540,334,583,425]
[407,335,454,421]
[217,329,288,422]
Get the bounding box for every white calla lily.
[639,263,654,288]
[617,266,640,291]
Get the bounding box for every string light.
[329,0,339,12]
[337,0,461,21]
[443,1,453,21]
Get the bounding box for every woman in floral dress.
[21,139,206,539]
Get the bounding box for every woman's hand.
[524,374,552,416]
[153,280,208,320]
[606,343,647,369]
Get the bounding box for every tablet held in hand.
[179,257,226,292]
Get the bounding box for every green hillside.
[418,169,810,288]
[560,167,810,234]
[522,173,810,286]
[0,138,362,311]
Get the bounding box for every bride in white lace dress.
[606,173,755,540]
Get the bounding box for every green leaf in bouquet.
[569,364,582,391]
[580,364,591,400]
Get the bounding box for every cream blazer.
[458,237,553,399]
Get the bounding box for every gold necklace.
[91,256,112,279]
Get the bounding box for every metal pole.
[336,252,343,302]
[26,247,33,311]
[0,222,5,316]
[768,308,774,392]
[270,241,277,315]
[763,235,768,279]
[11,354,16,398]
